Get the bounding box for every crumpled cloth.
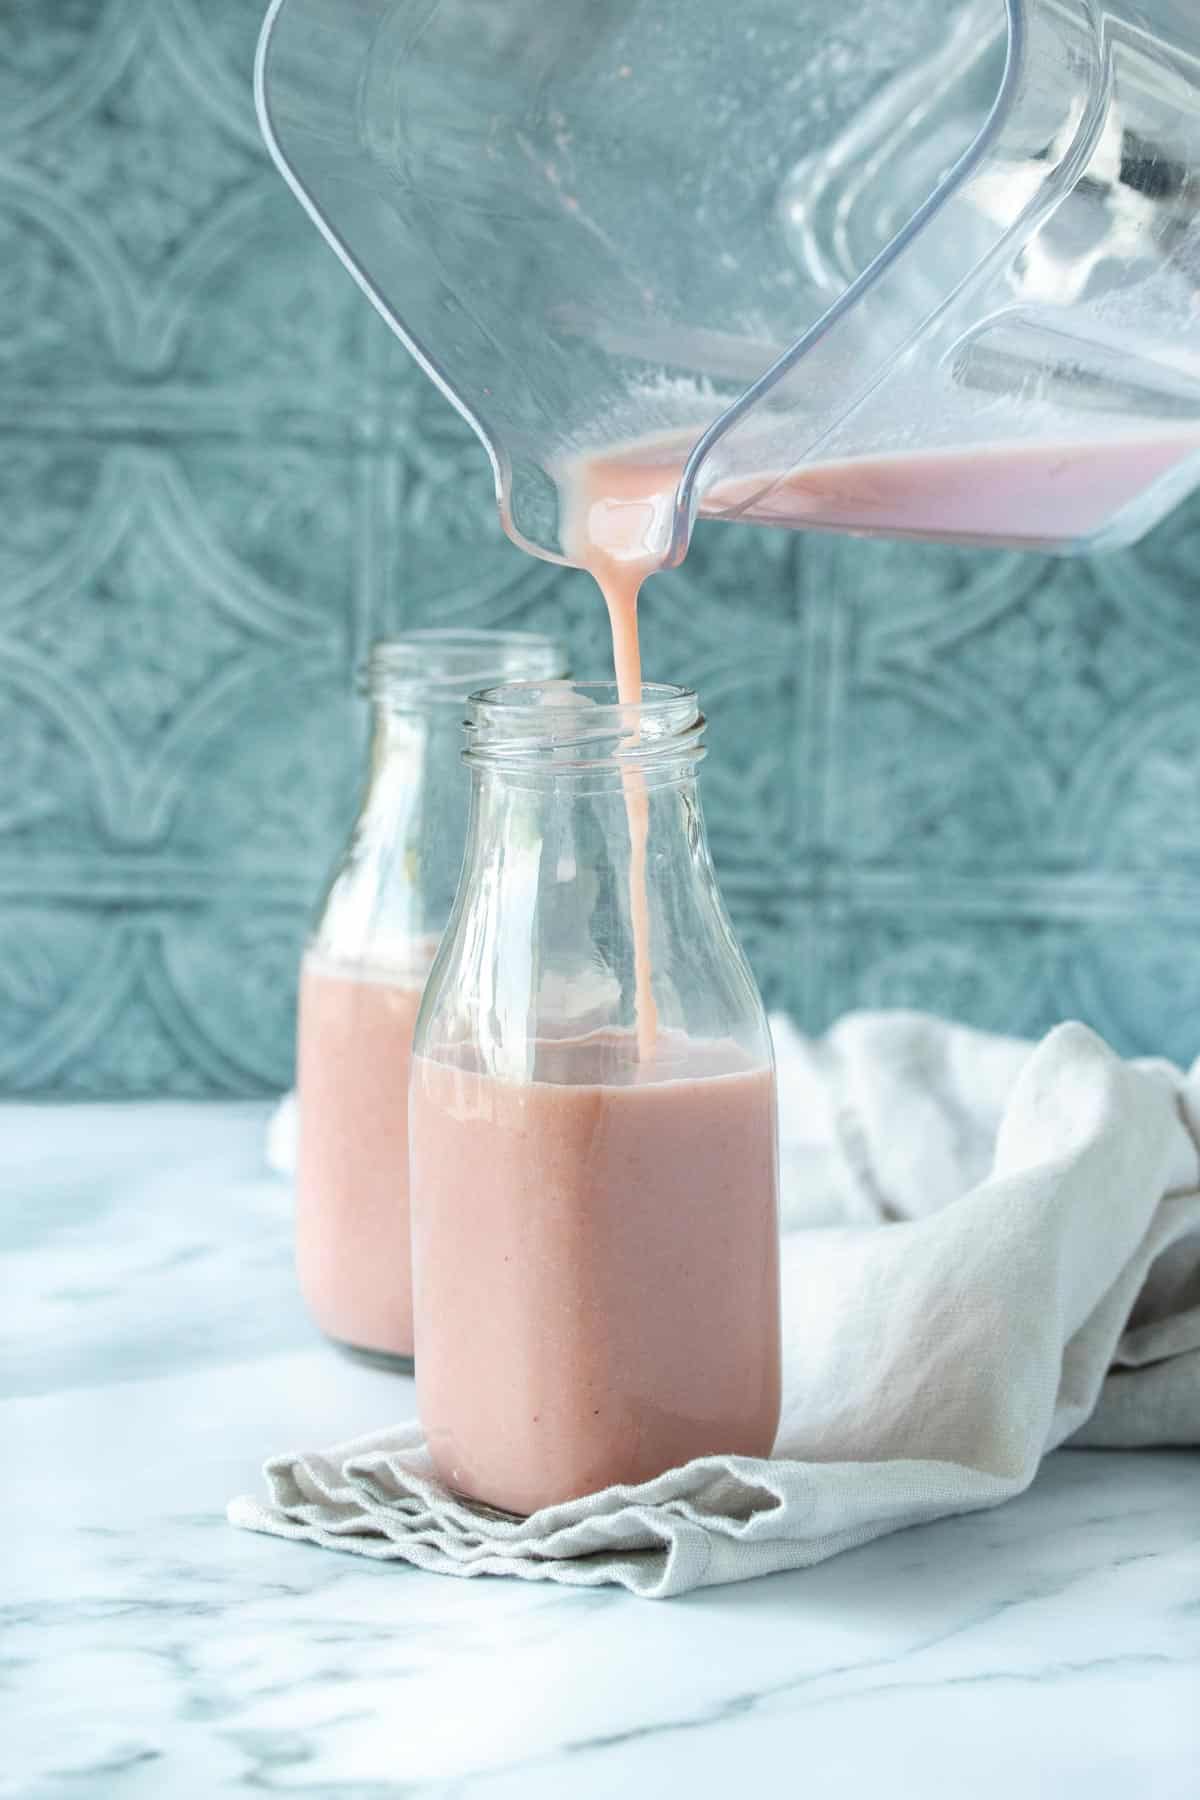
[232,1015,1200,1598]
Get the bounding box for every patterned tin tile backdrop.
[3,0,1200,1094]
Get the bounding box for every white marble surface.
[6,1101,1200,1799]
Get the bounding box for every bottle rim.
[365,629,568,702]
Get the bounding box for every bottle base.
[447,1487,527,1524]
[328,1336,415,1377]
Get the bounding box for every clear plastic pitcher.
[256,0,1200,565]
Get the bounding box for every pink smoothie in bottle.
[411,1033,781,1515]
[296,950,433,1363]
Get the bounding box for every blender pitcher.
[256,0,1200,565]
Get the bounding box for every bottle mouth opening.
[465,680,705,769]
[365,630,568,702]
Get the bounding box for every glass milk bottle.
[296,630,567,1370]
[410,680,781,1512]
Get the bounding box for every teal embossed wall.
[3,1,1199,1094]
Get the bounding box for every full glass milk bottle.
[410,681,781,1512]
[296,630,567,1370]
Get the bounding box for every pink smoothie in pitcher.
[704,431,1200,545]
[561,427,1200,1062]
[411,1033,781,1515]
[296,950,434,1362]
[566,425,1200,574]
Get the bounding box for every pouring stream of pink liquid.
[563,461,677,1061]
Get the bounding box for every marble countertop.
[6,1101,1200,1799]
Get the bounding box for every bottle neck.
[363,700,461,808]
[425,681,765,1074]
[359,629,570,818]
[365,700,469,915]
[458,697,713,921]
[310,633,568,973]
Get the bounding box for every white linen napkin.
[233,1015,1200,1597]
